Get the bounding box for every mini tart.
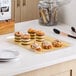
[14,32,23,42]
[31,42,42,51]
[21,34,31,45]
[28,28,36,39]
[36,30,45,42]
[42,41,52,49]
[52,40,63,47]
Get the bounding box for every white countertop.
[0,20,76,76]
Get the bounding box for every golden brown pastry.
[14,32,23,42]
[21,34,31,45]
[31,42,42,51]
[28,28,36,39]
[52,40,63,47]
[36,30,45,42]
[42,41,52,49]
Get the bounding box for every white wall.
[58,0,76,26]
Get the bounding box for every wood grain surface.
[0,20,14,35]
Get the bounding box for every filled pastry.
[14,32,23,42]
[42,41,52,49]
[52,40,63,47]
[31,42,42,51]
[36,30,45,42]
[21,34,31,45]
[28,28,36,39]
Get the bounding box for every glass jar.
[38,0,71,26]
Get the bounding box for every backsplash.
[0,0,11,21]
[58,0,76,26]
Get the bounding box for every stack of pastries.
[15,32,23,42]
[28,28,36,39]
[21,34,31,45]
[36,30,45,42]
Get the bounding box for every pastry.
[31,42,42,51]
[15,32,23,42]
[42,41,52,49]
[21,34,31,45]
[36,30,45,42]
[52,40,63,47]
[28,28,36,39]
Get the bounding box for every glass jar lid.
[38,0,71,8]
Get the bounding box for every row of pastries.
[15,28,45,43]
[14,28,63,51]
[30,40,62,51]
